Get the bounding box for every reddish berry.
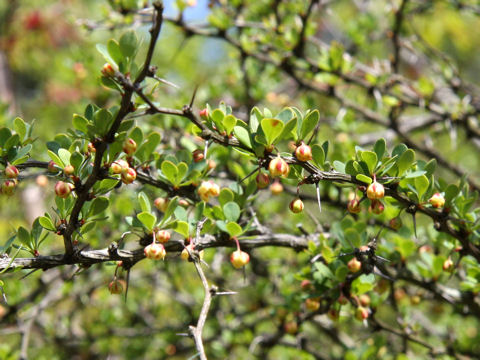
[256,172,270,189]
[144,242,166,260]
[123,138,137,156]
[5,164,19,179]
[366,180,385,200]
[230,250,250,269]
[289,198,304,214]
[268,156,290,178]
[295,141,313,162]
[301,280,312,291]
[429,193,445,209]
[338,293,349,305]
[88,142,96,153]
[55,181,73,198]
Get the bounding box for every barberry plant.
[1,1,480,359]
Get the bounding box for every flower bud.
[429,192,445,209]
[347,257,362,273]
[256,172,270,189]
[289,198,304,214]
[443,257,454,272]
[366,180,385,200]
[144,242,166,260]
[87,142,96,153]
[327,308,339,321]
[55,181,73,198]
[63,165,74,176]
[1,180,17,196]
[359,294,371,307]
[355,306,369,321]
[154,197,169,212]
[305,297,321,311]
[295,141,313,162]
[109,279,123,294]
[123,138,137,156]
[347,197,361,214]
[155,230,170,243]
[48,161,58,173]
[121,167,136,184]
[5,164,19,179]
[181,243,204,261]
[270,179,283,195]
[101,63,115,77]
[192,149,204,162]
[268,156,290,178]
[369,200,384,214]
[230,250,250,269]
[111,159,129,174]
[338,293,349,305]
[199,108,208,120]
[389,217,402,230]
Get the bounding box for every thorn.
[316,183,322,213]
[203,140,209,160]
[412,213,417,238]
[189,85,199,108]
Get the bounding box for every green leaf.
[161,160,179,185]
[261,118,284,145]
[93,109,113,136]
[138,192,151,213]
[211,109,225,131]
[278,117,297,141]
[96,43,117,66]
[39,216,56,231]
[397,149,415,176]
[392,143,408,158]
[360,151,377,175]
[233,126,252,149]
[107,39,124,66]
[70,151,83,171]
[223,115,237,135]
[177,162,188,184]
[300,110,319,139]
[162,196,179,223]
[333,160,345,173]
[356,174,372,184]
[415,175,429,201]
[445,184,459,204]
[226,222,243,237]
[174,221,189,238]
[223,202,241,222]
[137,212,156,231]
[72,114,89,134]
[119,31,137,58]
[424,159,437,177]
[14,117,27,140]
[56,149,70,167]
[219,188,234,206]
[373,138,386,160]
[89,196,110,216]
[311,144,325,168]
[17,227,31,248]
